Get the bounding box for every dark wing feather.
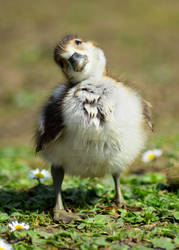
[35,85,68,152]
[142,99,153,131]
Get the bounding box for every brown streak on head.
[54,34,79,65]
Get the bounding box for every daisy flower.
[8,221,29,232]
[0,239,14,250]
[142,149,163,163]
[29,168,50,182]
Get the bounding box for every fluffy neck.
[66,48,107,84]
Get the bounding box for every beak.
[68,52,88,72]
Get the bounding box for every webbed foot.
[114,198,127,209]
[53,209,82,223]
[115,200,142,211]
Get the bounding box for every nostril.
[71,52,87,59]
[74,52,80,57]
[71,52,82,61]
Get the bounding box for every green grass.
[0,147,178,249]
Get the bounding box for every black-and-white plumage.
[35,35,152,222]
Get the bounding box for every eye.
[74,40,82,45]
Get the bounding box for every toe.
[114,198,127,208]
[53,209,82,223]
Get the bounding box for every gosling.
[35,34,152,222]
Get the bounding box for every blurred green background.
[0,0,179,148]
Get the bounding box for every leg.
[51,165,82,223]
[112,173,126,207]
[51,165,64,210]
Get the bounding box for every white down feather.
[41,76,146,177]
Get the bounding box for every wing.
[35,84,68,152]
[142,99,153,131]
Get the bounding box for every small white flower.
[0,238,14,250]
[8,221,29,232]
[29,168,50,182]
[153,149,162,157]
[142,149,163,163]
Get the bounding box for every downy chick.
[35,34,152,222]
